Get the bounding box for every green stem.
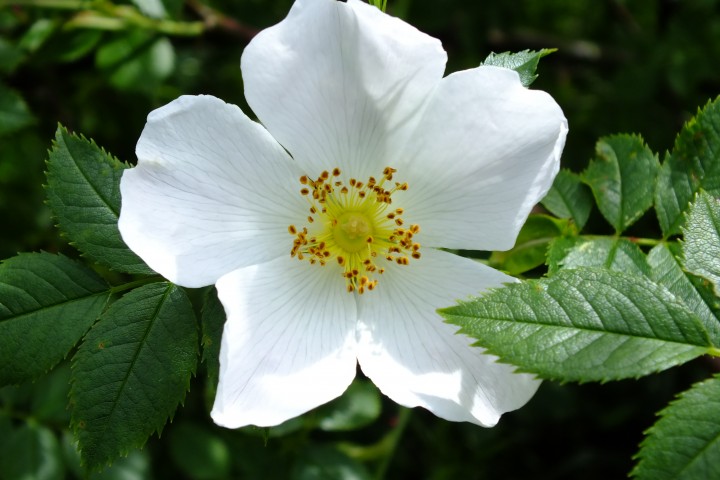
[709,347,720,358]
[580,234,663,247]
[374,407,412,480]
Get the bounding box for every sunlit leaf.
[441,268,712,382]
[632,374,720,480]
[682,190,720,296]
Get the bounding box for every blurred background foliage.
[1,0,719,478]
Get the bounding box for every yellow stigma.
[289,167,420,294]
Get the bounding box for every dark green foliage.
[70,282,198,469]
[46,127,153,275]
[0,252,110,386]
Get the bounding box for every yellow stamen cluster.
[288,167,420,294]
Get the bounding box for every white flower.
[118,0,567,428]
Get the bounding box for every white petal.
[211,256,358,428]
[119,95,307,288]
[356,248,540,426]
[241,0,446,179]
[397,66,568,251]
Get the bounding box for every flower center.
[289,167,421,294]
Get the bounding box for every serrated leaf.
[682,190,720,296]
[655,97,720,236]
[648,242,720,345]
[541,169,593,229]
[546,236,650,276]
[46,126,153,275]
[489,215,566,275]
[0,424,64,480]
[0,81,35,136]
[440,268,712,382]
[481,49,555,87]
[632,374,720,479]
[201,287,225,408]
[0,252,110,386]
[582,134,659,233]
[71,282,198,469]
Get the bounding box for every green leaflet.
[682,191,720,296]
[540,169,593,230]
[0,252,110,386]
[489,215,567,275]
[440,268,712,382]
[71,282,198,470]
[0,81,35,136]
[316,380,382,432]
[648,242,720,345]
[581,134,659,233]
[655,96,720,236]
[480,49,555,87]
[546,237,650,276]
[45,126,153,275]
[632,374,720,479]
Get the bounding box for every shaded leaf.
[46,126,153,275]
[292,445,372,480]
[682,190,720,295]
[0,252,109,386]
[489,215,566,275]
[317,380,382,432]
[632,374,720,480]
[541,169,593,229]
[481,49,555,87]
[167,422,231,480]
[441,268,712,382]
[655,97,720,236]
[546,236,649,276]
[201,287,225,409]
[71,282,198,469]
[0,82,35,136]
[0,424,64,480]
[582,134,659,233]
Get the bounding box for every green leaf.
[546,236,650,276]
[655,97,720,236]
[46,126,153,275]
[201,287,225,408]
[18,18,58,53]
[632,374,720,479]
[541,169,593,229]
[0,252,110,386]
[0,424,64,480]
[682,190,720,295]
[71,282,198,469]
[489,215,566,275]
[581,134,659,233]
[441,268,712,382]
[648,242,720,345]
[317,380,382,432]
[0,81,35,136]
[480,49,555,87]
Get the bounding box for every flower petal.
[211,256,358,428]
[397,66,568,251]
[119,95,307,288]
[241,0,446,179]
[356,248,540,426]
